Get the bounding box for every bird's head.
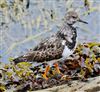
[65,11,88,25]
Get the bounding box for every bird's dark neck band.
[57,24,77,50]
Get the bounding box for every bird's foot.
[53,63,62,74]
[42,65,50,80]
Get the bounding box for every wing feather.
[13,35,64,63]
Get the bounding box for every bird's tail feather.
[13,52,35,64]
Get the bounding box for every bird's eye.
[72,16,77,18]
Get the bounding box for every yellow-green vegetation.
[0,42,100,92]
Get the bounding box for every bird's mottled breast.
[57,24,77,50]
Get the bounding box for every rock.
[32,76,100,92]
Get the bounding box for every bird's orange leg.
[53,63,61,74]
[53,63,71,80]
[42,65,50,80]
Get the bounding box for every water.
[0,0,100,63]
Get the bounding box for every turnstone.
[13,11,88,79]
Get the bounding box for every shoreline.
[33,76,100,92]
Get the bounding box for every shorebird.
[13,11,88,79]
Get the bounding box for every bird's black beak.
[78,19,88,24]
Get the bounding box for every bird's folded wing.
[33,35,62,51]
[13,36,64,63]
